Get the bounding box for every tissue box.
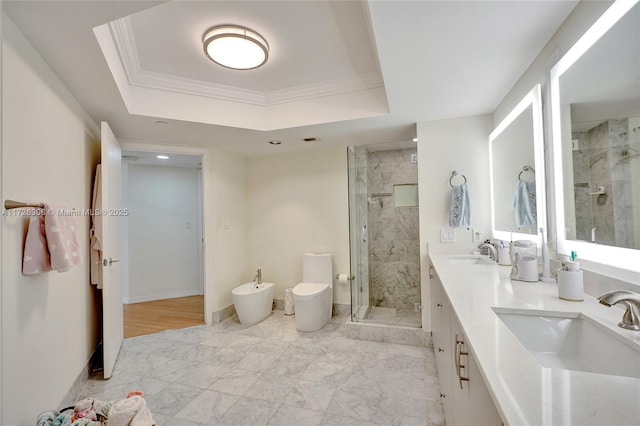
[557,269,584,301]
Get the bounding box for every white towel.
[108,395,154,426]
[90,165,103,288]
[512,180,536,228]
[449,183,471,228]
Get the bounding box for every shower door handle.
[362,225,367,243]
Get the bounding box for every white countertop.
[429,250,640,426]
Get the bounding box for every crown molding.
[109,17,143,86]
[109,17,384,107]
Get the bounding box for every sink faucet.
[598,290,640,330]
[253,268,262,286]
[478,242,498,262]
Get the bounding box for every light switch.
[441,227,456,242]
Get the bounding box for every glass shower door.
[347,146,369,322]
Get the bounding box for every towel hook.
[449,171,467,188]
[518,165,535,181]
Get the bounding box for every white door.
[100,122,123,379]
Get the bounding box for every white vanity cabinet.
[430,268,453,422]
[430,268,502,426]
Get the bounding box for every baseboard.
[60,346,101,408]
[123,290,203,304]
[332,303,350,316]
[211,304,236,323]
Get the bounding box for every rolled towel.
[108,395,154,426]
[37,410,60,426]
[72,399,98,423]
[51,413,72,426]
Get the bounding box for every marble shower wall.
[366,148,420,311]
[571,119,635,248]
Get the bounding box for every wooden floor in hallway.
[124,295,205,338]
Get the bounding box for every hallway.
[124,296,204,338]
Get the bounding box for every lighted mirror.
[489,84,547,243]
[394,184,418,207]
[551,0,640,273]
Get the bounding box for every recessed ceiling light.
[157,155,170,160]
[203,25,269,70]
[268,140,282,145]
[412,137,418,142]
[155,120,168,125]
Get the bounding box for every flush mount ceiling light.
[203,25,269,70]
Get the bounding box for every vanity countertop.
[429,251,640,426]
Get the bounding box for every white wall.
[1,15,100,426]
[207,147,249,313]
[125,164,203,303]
[246,147,350,305]
[417,115,493,330]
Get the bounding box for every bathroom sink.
[447,255,495,265]
[493,308,640,378]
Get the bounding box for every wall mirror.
[489,84,547,243]
[551,0,640,274]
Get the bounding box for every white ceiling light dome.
[203,25,269,70]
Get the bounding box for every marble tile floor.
[366,307,422,328]
[79,311,444,426]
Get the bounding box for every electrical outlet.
[414,302,422,311]
[472,228,484,243]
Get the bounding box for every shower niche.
[348,143,421,328]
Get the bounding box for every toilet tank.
[302,253,333,285]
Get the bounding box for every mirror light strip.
[550,0,640,277]
[489,84,546,246]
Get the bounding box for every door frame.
[120,141,212,325]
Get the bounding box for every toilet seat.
[293,283,330,300]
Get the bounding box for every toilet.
[292,253,333,332]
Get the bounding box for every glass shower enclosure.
[347,144,422,328]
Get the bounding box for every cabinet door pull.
[438,347,445,352]
[437,303,443,307]
[454,333,470,389]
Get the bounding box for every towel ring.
[449,171,467,187]
[518,165,535,181]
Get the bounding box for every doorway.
[121,150,205,337]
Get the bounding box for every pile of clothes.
[36,391,154,426]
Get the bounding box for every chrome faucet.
[598,290,640,330]
[253,268,262,286]
[478,242,498,262]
